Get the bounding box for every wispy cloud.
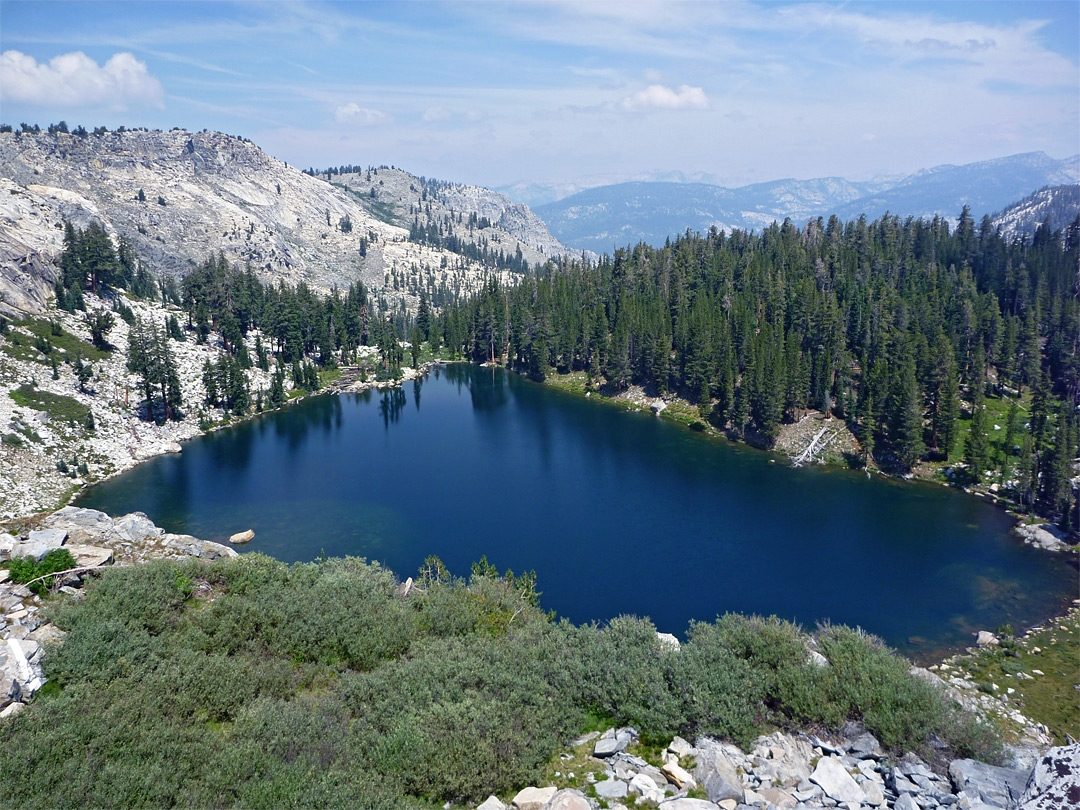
[0,50,164,108]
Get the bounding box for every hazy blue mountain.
[534,152,1080,254]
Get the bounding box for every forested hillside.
[432,210,1080,526]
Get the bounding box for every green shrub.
[0,555,1003,809]
[4,548,76,595]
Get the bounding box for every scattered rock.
[511,787,557,810]
[228,529,254,544]
[661,760,696,790]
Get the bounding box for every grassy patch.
[947,609,1079,744]
[9,384,90,425]
[22,318,110,362]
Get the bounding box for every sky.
[1,1,1077,191]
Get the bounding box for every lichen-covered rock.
[1019,743,1080,810]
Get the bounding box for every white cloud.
[0,50,164,108]
[333,102,392,125]
[422,106,452,122]
[621,84,708,111]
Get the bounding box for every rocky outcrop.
[473,724,1078,810]
[0,129,526,315]
[1013,523,1070,552]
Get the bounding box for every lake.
[77,363,1077,657]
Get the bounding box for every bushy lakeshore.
[0,505,1075,810]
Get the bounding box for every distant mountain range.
[530,152,1080,254]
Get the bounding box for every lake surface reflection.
[78,364,1078,657]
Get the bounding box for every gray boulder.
[476,796,506,810]
[593,777,627,800]
[810,756,867,805]
[13,528,68,561]
[1019,743,1080,810]
[949,758,1029,808]
[847,732,883,759]
[113,512,163,543]
[594,728,633,757]
[694,740,745,803]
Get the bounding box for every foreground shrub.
[0,554,1002,809]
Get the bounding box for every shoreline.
[531,367,1078,556]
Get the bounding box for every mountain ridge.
[532,152,1080,253]
[0,128,569,317]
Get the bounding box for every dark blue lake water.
[77,364,1077,657]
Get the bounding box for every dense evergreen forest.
[50,207,1080,527]
[430,210,1080,526]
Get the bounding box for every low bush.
[0,554,1002,809]
[4,548,76,595]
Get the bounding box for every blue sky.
[1,1,1077,190]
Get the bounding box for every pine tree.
[890,362,925,472]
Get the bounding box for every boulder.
[629,773,665,803]
[1018,743,1080,810]
[976,631,998,648]
[1014,523,1068,551]
[656,631,680,650]
[477,796,507,810]
[0,533,16,555]
[949,758,1029,808]
[810,756,867,805]
[694,740,744,804]
[228,529,254,544]
[661,760,696,789]
[860,778,886,806]
[65,543,113,568]
[112,512,163,544]
[12,528,68,561]
[539,789,590,810]
[594,777,627,800]
[511,787,557,810]
[893,794,920,810]
[0,702,25,719]
[758,787,797,809]
[847,732,883,759]
[667,736,694,758]
[594,728,632,757]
